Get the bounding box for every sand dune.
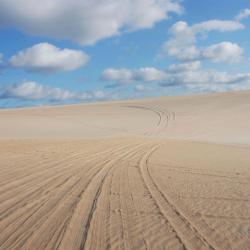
[0,91,250,249]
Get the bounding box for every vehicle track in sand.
[0,139,198,250]
[1,139,249,249]
[0,140,146,250]
[122,105,175,136]
[1,92,250,250]
[138,145,216,250]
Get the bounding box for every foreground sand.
[0,91,250,249]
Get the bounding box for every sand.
[0,90,249,249]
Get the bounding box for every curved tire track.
[139,144,216,250]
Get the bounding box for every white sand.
[0,90,249,249]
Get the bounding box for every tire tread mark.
[140,145,217,250]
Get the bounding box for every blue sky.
[0,0,250,107]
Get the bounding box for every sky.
[0,0,250,107]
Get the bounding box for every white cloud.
[133,67,168,82]
[187,81,250,93]
[0,0,182,45]
[101,67,168,86]
[160,19,244,62]
[192,20,244,33]
[160,69,250,87]
[161,21,197,60]
[202,42,243,63]
[101,62,250,93]
[9,43,89,73]
[0,81,74,101]
[90,90,106,99]
[101,68,134,84]
[168,61,201,72]
[0,81,106,101]
[235,9,250,21]
[101,12,249,94]
[168,21,195,45]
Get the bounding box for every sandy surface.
[0,90,250,249]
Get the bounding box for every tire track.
[123,105,175,136]
[87,142,183,249]
[0,143,133,222]
[20,142,141,250]
[0,141,141,249]
[80,143,150,250]
[139,144,216,250]
[56,142,147,250]
[106,145,152,250]
[0,140,125,191]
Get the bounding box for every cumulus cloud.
[202,42,243,63]
[0,81,106,101]
[235,9,250,21]
[192,20,244,33]
[9,43,89,73]
[161,21,197,61]
[101,67,168,86]
[0,0,182,45]
[133,67,168,82]
[160,19,244,62]
[101,68,133,84]
[168,61,201,72]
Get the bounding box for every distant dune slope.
[0,91,249,250]
[0,90,250,144]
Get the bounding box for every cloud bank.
[101,61,250,92]
[0,81,106,102]
[0,0,182,45]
